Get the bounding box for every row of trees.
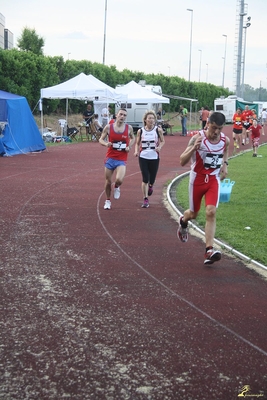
[242,84,267,103]
[0,27,233,115]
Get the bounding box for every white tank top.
[191,130,226,176]
[139,126,159,160]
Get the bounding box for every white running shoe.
[114,187,120,199]
[104,200,111,210]
[204,249,221,265]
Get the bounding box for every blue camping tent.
[0,90,46,156]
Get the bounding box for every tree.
[17,27,45,56]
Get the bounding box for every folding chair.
[88,120,102,142]
[67,126,79,141]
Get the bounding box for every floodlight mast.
[102,0,107,65]
[187,9,193,82]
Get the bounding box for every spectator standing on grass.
[179,105,188,136]
[232,107,244,150]
[248,118,265,157]
[99,108,135,210]
[177,112,229,265]
[134,111,165,208]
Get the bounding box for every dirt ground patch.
[34,111,201,135]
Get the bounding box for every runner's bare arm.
[134,129,141,156]
[156,126,165,153]
[126,125,135,152]
[99,124,112,147]
[220,136,230,180]
[180,134,202,166]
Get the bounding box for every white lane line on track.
[97,183,267,358]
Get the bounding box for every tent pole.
[66,99,68,124]
[40,99,43,137]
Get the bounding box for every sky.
[2,0,267,92]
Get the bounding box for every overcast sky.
[2,0,267,92]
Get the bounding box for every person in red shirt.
[242,105,253,145]
[201,106,210,130]
[109,114,116,124]
[99,108,135,210]
[248,119,264,157]
[232,108,244,150]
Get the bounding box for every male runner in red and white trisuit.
[177,112,230,265]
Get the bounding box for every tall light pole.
[198,49,202,82]
[236,0,246,97]
[222,34,227,87]
[68,52,71,60]
[187,8,193,81]
[102,0,108,65]
[241,17,251,99]
[206,63,209,83]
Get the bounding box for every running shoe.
[252,153,257,157]
[177,216,188,242]
[204,249,221,265]
[148,185,154,196]
[114,187,121,199]
[141,198,149,208]
[104,200,111,210]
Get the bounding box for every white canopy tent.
[114,81,169,131]
[115,81,170,104]
[40,72,122,101]
[40,73,126,131]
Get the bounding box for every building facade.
[0,13,14,50]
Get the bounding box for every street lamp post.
[222,34,227,87]
[187,8,193,81]
[241,17,251,98]
[102,0,108,65]
[206,63,209,83]
[68,53,71,60]
[198,49,202,82]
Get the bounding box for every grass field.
[176,144,267,266]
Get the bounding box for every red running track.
[0,126,266,399]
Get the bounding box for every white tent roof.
[115,81,169,104]
[41,72,124,102]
